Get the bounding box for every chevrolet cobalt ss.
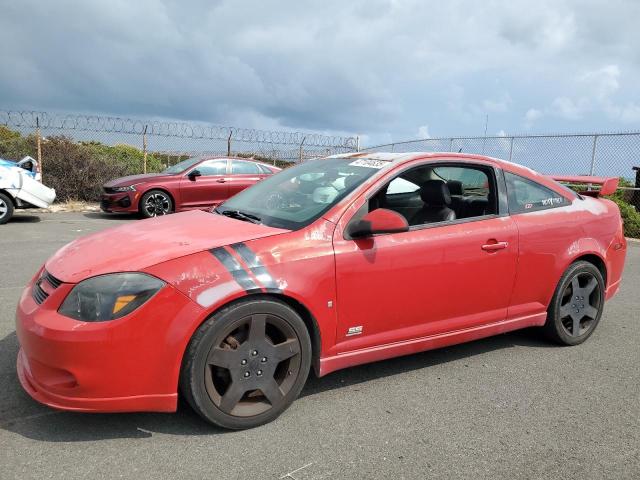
[16,152,626,429]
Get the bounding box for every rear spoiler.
[548,175,619,197]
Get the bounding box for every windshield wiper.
[216,208,262,224]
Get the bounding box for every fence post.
[227,130,233,156]
[508,136,514,162]
[299,136,306,162]
[391,143,395,153]
[356,136,360,152]
[36,116,43,180]
[589,135,599,175]
[449,138,454,152]
[142,125,148,174]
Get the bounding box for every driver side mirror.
[347,208,409,238]
[188,169,202,180]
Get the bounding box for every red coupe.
[100,156,280,217]
[16,152,626,429]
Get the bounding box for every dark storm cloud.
[1,0,639,142]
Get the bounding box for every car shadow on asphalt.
[83,212,139,221]
[0,328,555,442]
[9,215,42,223]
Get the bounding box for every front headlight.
[111,185,136,192]
[58,273,165,322]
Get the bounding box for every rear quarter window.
[505,172,570,214]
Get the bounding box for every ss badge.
[346,325,363,336]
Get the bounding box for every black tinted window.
[232,161,261,174]
[505,172,569,213]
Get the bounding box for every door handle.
[481,241,508,252]
[216,178,227,183]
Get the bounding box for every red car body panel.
[16,153,627,413]
[100,157,279,214]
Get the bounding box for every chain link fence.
[0,110,358,169]
[363,132,640,212]
[362,132,640,180]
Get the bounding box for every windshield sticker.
[348,159,387,169]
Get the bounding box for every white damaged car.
[0,157,56,224]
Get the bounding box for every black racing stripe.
[230,243,280,291]
[210,247,259,292]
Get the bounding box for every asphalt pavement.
[0,211,638,479]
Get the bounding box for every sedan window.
[196,160,227,176]
[232,160,261,174]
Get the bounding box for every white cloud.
[417,125,431,139]
[524,108,543,128]
[482,94,512,113]
[1,0,640,140]
[549,96,589,120]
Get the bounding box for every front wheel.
[0,193,15,225]
[140,190,173,218]
[180,298,312,429]
[544,261,605,346]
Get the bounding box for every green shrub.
[40,136,129,202]
[82,142,164,174]
[610,197,640,238]
[0,127,168,202]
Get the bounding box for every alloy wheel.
[144,193,171,217]
[558,271,602,338]
[204,313,302,417]
[0,197,7,218]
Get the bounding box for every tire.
[544,260,605,346]
[139,190,173,218]
[180,298,312,429]
[0,193,14,225]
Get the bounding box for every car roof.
[326,151,559,190]
[196,155,280,170]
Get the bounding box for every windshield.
[162,157,202,174]
[217,157,385,230]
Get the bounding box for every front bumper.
[100,192,138,213]
[15,271,205,413]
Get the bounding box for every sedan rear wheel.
[140,190,173,218]
[544,261,605,345]
[180,298,311,429]
[0,193,15,225]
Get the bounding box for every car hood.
[104,173,172,187]
[45,211,289,283]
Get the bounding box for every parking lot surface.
[0,211,638,479]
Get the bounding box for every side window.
[366,163,497,228]
[232,160,261,174]
[386,177,420,195]
[196,160,227,176]
[504,172,569,213]
[258,164,273,174]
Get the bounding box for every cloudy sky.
[1,0,639,144]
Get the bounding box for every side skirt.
[318,312,547,377]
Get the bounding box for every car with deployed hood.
[100,156,280,218]
[16,152,626,429]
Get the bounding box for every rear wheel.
[0,193,14,225]
[180,298,311,429]
[544,261,605,345]
[140,190,173,218]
